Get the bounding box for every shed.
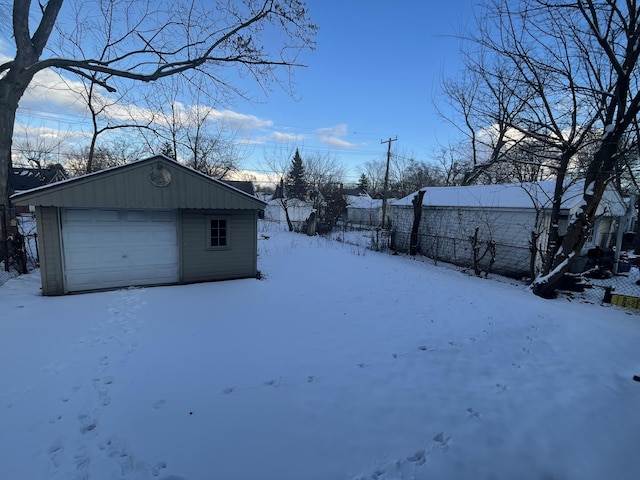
[390,180,627,278]
[11,155,266,295]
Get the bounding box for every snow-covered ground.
[1,227,639,480]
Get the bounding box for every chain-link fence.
[326,222,391,252]
[582,259,640,306]
[325,222,640,308]
[390,227,533,279]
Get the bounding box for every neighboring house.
[345,193,384,226]
[11,155,266,295]
[10,164,67,213]
[255,191,273,202]
[390,180,627,278]
[263,198,315,226]
[220,180,256,197]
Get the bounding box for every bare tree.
[303,151,346,229]
[137,77,249,179]
[361,158,386,196]
[389,151,447,197]
[430,143,467,186]
[63,135,147,176]
[55,0,157,173]
[13,125,67,169]
[181,106,249,179]
[440,55,537,185]
[451,0,640,298]
[262,143,298,231]
[0,0,316,263]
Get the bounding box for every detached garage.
[11,155,266,295]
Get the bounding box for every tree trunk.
[541,165,570,274]
[280,199,294,232]
[409,190,426,256]
[529,230,540,280]
[0,80,24,265]
[1,0,63,264]
[86,126,99,174]
[532,142,618,298]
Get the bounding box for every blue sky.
[239,0,479,180]
[8,1,480,184]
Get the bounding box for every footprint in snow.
[48,414,63,424]
[93,376,114,406]
[221,387,234,395]
[98,435,135,477]
[262,378,281,387]
[406,449,427,465]
[73,447,91,477]
[307,376,317,383]
[153,399,167,408]
[370,468,386,479]
[467,407,480,418]
[496,383,508,393]
[48,440,64,468]
[151,461,168,477]
[432,431,451,448]
[78,414,98,434]
[356,432,452,480]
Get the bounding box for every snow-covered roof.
[393,180,626,216]
[347,195,383,209]
[266,198,313,208]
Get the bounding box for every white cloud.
[210,109,273,130]
[20,69,90,116]
[315,124,366,148]
[9,53,273,132]
[271,131,305,143]
[227,169,273,187]
[3,39,276,157]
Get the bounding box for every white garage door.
[61,208,179,292]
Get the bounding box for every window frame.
[206,217,230,250]
[586,221,599,246]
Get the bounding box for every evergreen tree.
[286,149,308,200]
[357,173,370,193]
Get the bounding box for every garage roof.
[11,155,266,210]
[394,179,626,216]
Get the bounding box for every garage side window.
[209,218,228,248]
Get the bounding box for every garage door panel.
[62,208,179,292]
[65,229,97,244]
[151,210,175,222]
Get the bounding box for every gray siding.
[35,206,64,295]
[180,209,258,283]
[13,157,265,295]
[13,157,265,211]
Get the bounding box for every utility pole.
[380,136,397,228]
